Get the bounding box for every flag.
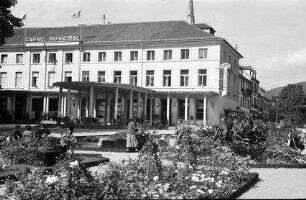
[22,14,27,21]
[73,10,81,18]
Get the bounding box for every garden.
[0,113,305,199]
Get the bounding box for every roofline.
[221,39,243,59]
[1,36,225,49]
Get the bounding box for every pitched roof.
[5,20,220,45]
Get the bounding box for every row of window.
[0,69,208,88]
[78,69,207,87]
[0,48,208,65]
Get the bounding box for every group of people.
[9,124,51,143]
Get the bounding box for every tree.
[0,0,23,46]
[278,84,306,126]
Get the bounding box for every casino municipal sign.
[25,35,80,43]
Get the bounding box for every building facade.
[1,20,264,126]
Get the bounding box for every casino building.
[0,2,267,126]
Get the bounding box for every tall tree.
[278,84,306,125]
[0,0,23,46]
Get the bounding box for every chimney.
[187,0,195,24]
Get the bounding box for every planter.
[37,146,67,166]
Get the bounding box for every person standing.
[23,125,33,143]
[126,118,138,152]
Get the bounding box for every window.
[198,69,207,86]
[65,53,73,63]
[196,100,204,120]
[48,71,55,87]
[0,72,7,88]
[163,70,171,87]
[223,51,226,60]
[97,71,105,83]
[15,72,22,88]
[163,50,172,60]
[229,56,232,65]
[83,52,90,62]
[1,54,8,64]
[98,52,106,62]
[181,49,189,60]
[82,71,90,82]
[234,60,237,68]
[180,70,189,86]
[65,71,72,82]
[48,53,57,64]
[32,72,39,87]
[113,71,121,83]
[16,54,23,64]
[199,48,208,59]
[33,53,40,64]
[147,50,155,61]
[114,51,122,62]
[219,68,224,90]
[146,70,154,86]
[130,51,138,61]
[130,71,137,86]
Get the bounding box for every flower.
[196,189,205,194]
[70,160,79,168]
[175,145,180,150]
[45,175,59,185]
[208,189,213,194]
[163,183,170,191]
[190,185,197,190]
[153,176,159,181]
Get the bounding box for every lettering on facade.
[25,35,80,43]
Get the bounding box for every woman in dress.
[126,118,138,152]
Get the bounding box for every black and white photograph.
[0,0,306,199]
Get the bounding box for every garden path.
[238,168,306,199]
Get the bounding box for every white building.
[0,20,243,126]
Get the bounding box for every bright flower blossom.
[45,175,59,185]
[153,176,159,181]
[70,160,79,168]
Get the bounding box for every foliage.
[213,114,268,162]
[0,0,23,46]
[278,84,306,126]
[0,136,65,166]
[3,159,104,200]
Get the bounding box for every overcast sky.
[11,0,306,90]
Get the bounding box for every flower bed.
[1,123,259,199]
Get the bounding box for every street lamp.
[275,96,279,126]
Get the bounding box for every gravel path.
[238,168,306,199]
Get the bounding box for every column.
[46,96,49,114]
[121,96,126,125]
[114,87,119,120]
[7,96,11,115]
[89,86,94,117]
[203,95,207,127]
[12,94,16,120]
[137,91,141,118]
[85,95,89,117]
[28,94,32,119]
[43,96,47,113]
[184,95,188,121]
[93,93,97,118]
[77,91,81,118]
[167,94,170,126]
[129,90,133,119]
[67,89,72,117]
[58,87,63,116]
[150,93,153,126]
[62,96,67,116]
[106,94,111,124]
[143,92,148,122]
[104,93,108,125]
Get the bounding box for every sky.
[11,0,306,90]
